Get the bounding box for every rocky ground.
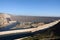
[11,22,45,30]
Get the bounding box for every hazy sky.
[0,0,60,16]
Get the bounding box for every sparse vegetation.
[22,28,60,40]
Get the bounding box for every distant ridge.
[12,16,60,23]
[0,13,60,23]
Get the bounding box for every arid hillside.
[11,15,60,23]
[0,13,59,23]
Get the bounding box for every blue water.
[0,22,18,31]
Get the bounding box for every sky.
[0,0,60,16]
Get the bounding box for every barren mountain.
[0,13,60,23]
[11,15,60,23]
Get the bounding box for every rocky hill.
[11,16,60,23]
[0,13,60,23]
